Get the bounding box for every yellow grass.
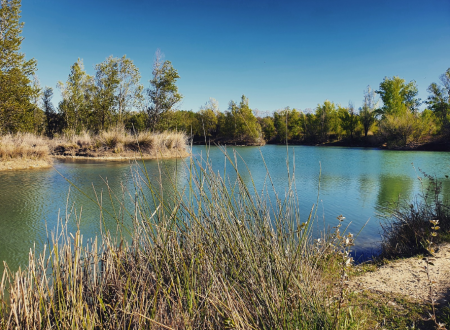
[0,129,189,171]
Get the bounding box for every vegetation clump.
[50,128,189,159]
[380,170,450,258]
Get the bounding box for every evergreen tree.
[42,86,61,136]
[0,0,38,133]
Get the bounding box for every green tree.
[0,0,38,133]
[124,111,147,132]
[260,116,276,141]
[273,109,288,143]
[197,98,219,138]
[426,68,450,128]
[116,55,144,123]
[233,95,262,144]
[147,50,182,130]
[273,107,303,143]
[376,76,420,117]
[58,59,94,132]
[93,56,120,131]
[360,85,377,137]
[42,86,57,136]
[339,102,359,140]
[315,100,337,143]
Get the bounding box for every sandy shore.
[351,243,450,304]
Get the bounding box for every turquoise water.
[1,145,449,270]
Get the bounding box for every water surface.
[1,145,449,270]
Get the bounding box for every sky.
[20,0,450,114]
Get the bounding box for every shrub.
[380,170,450,258]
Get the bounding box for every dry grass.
[0,134,52,170]
[0,148,359,329]
[51,127,189,159]
[0,133,50,160]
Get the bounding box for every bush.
[380,170,450,258]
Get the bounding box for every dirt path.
[351,244,450,303]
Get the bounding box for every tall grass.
[0,133,50,160]
[52,126,188,158]
[0,148,357,329]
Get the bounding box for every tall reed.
[0,147,356,329]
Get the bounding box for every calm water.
[1,145,450,270]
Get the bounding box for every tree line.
[1,0,449,148]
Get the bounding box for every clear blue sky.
[20,0,450,113]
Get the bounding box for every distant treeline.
[1,0,449,148]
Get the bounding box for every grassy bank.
[0,133,52,170]
[0,129,189,171]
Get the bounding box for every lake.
[1,145,449,271]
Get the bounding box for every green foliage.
[338,103,359,140]
[379,110,434,147]
[0,0,38,133]
[223,95,262,144]
[260,116,276,141]
[196,98,219,137]
[42,86,62,137]
[93,56,120,131]
[57,59,94,132]
[273,107,304,142]
[116,55,144,123]
[146,50,182,130]
[380,171,450,258]
[360,86,377,137]
[124,111,147,132]
[376,76,420,117]
[315,100,337,143]
[426,68,450,133]
[158,109,198,135]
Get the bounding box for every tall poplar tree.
[0,0,38,133]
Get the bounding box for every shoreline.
[0,158,53,171]
[0,151,190,171]
[193,137,450,152]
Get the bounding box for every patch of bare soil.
[351,244,450,304]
